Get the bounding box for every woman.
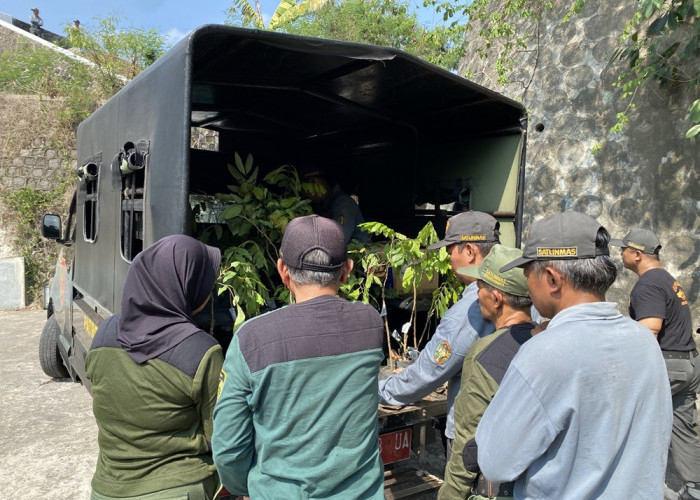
[86,235,223,499]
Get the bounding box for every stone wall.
[0,93,76,260]
[459,2,700,325]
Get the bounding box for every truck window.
[119,142,146,261]
[77,159,100,243]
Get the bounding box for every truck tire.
[39,315,69,378]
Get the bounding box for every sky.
[2,0,450,46]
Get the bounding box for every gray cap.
[610,228,661,254]
[427,211,500,250]
[500,211,609,272]
[279,215,347,271]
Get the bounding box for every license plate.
[379,427,412,464]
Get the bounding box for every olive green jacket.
[439,324,533,500]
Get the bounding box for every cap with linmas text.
[279,215,347,271]
[427,211,500,250]
[499,211,609,272]
[610,228,661,255]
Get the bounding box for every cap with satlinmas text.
[427,211,500,250]
[458,244,529,297]
[610,228,661,255]
[500,211,609,272]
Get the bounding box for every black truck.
[39,25,527,489]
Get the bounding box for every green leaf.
[244,153,254,174]
[221,204,243,219]
[647,13,668,35]
[234,152,245,173]
[233,305,246,332]
[688,99,700,122]
[686,124,700,138]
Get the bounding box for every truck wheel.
[39,315,69,378]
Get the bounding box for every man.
[29,7,43,36]
[476,211,672,499]
[378,211,498,456]
[611,228,700,500]
[212,215,384,499]
[439,245,535,500]
[302,170,369,244]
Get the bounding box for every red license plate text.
[379,427,412,465]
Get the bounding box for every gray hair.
[480,282,532,310]
[287,249,343,287]
[528,228,617,295]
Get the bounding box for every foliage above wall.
[425,0,699,140]
[0,15,168,128]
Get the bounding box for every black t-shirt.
[629,268,695,351]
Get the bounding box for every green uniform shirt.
[440,323,533,500]
[86,317,223,497]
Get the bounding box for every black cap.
[279,215,347,271]
[610,229,661,255]
[427,211,500,250]
[500,211,609,272]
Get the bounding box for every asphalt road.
[0,307,97,499]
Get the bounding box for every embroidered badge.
[672,281,688,306]
[434,341,451,365]
[217,369,226,400]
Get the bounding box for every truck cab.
[40,26,527,391]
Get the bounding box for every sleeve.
[378,311,468,405]
[475,365,557,483]
[212,336,255,496]
[630,280,666,321]
[192,344,224,444]
[440,345,499,500]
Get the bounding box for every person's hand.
[531,320,549,336]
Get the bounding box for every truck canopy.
[74,25,527,317]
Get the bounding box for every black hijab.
[117,235,221,364]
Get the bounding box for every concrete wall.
[459,2,699,324]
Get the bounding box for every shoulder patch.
[433,340,451,365]
[217,369,226,400]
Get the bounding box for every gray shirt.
[476,302,672,499]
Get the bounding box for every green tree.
[228,0,333,29]
[64,14,169,91]
[0,14,168,127]
[277,0,467,70]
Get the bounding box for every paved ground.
[0,307,446,499]
[0,307,97,499]
[1,306,696,499]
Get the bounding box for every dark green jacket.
[86,315,223,497]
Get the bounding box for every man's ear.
[463,243,479,264]
[277,258,291,287]
[544,265,564,293]
[492,288,504,308]
[339,259,354,283]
